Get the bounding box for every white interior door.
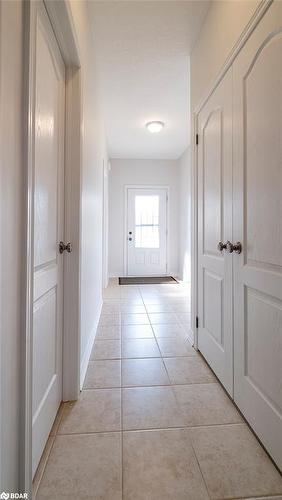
[197,68,233,395]
[32,2,65,476]
[233,2,282,470]
[127,188,167,276]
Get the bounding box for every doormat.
[119,276,178,285]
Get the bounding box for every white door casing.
[32,2,65,476]
[126,187,167,276]
[102,159,109,288]
[233,2,282,471]
[197,68,234,395]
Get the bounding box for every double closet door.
[198,1,282,471]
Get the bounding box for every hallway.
[1,0,282,495]
[34,280,282,499]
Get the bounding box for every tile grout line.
[217,494,282,500]
[131,296,195,425]
[188,430,212,500]
[83,380,217,390]
[152,322,192,423]
[120,294,124,500]
[56,422,246,438]
[144,295,182,385]
[82,380,222,391]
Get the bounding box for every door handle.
[128,237,132,241]
[59,241,73,254]
[217,241,229,252]
[226,241,242,254]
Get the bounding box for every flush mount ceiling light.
[146,121,165,133]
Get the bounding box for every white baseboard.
[109,272,182,279]
[80,300,103,390]
[103,275,109,288]
[168,270,179,278]
[177,270,192,284]
[186,328,195,346]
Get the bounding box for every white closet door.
[197,68,233,395]
[32,2,65,476]
[233,2,282,470]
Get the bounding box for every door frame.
[102,160,110,289]
[124,185,169,277]
[191,0,272,351]
[21,0,82,494]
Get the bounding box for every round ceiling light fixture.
[146,121,165,133]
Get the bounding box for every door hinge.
[195,133,199,146]
[196,316,199,328]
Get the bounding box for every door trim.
[123,185,169,277]
[191,0,272,351]
[102,160,111,289]
[21,0,82,494]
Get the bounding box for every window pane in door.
[135,195,160,248]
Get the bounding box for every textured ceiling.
[88,1,210,159]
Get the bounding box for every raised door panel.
[244,34,282,270]
[245,288,282,415]
[233,1,282,470]
[203,270,223,348]
[203,109,222,257]
[33,289,57,415]
[34,21,62,268]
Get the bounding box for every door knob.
[226,241,234,253]
[233,242,242,254]
[59,241,73,254]
[226,241,242,254]
[217,241,228,252]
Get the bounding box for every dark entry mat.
[119,276,178,285]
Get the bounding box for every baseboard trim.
[80,300,103,390]
[186,328,195,347]
[108,272,120,278]
[109,272,181,280]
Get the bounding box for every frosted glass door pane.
[135,195,160,248]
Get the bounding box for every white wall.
[108,159,179,277]
[178,148,191,282]
[0,1,23,490]
[69,1,108,385]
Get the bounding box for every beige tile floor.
[34,279,282,500]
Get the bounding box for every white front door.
[233,2,282,470]
[32,2,65,476]
[197,68,233,395]
[127,188,167,276]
